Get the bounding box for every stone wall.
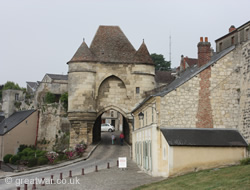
[68,60,155,145]
[37,103,70,150]
[239,41,250,142]
[2,89,25,118]
[210,49,241,130]
[159,41,250,142]
[160,77,200,128]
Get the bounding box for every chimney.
[197,37,211,67]
[181,55,185,71]
[229,25,236,33]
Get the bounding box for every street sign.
[118,157,127,168]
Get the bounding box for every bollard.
[24,183,28,190]
[51,175,54,183]
[17,187,21,190]
[107,162,110,169]
[60,172,63,180]
[82,168,85,175]
[117,160,119,167]
[32,183,36,190]
[33,180,36,189]
[69,170,72,178]
[95,165,98,172]
[41,178,45,186]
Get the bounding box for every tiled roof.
[160,128,248,147]
[185,57,198,67]
[68,41,97,63]
[134,41,154,64]
[68,26,153,64]
[0,110,36,135]
[155,71,175,84]
[26,82,39,91]
[90,26,136,63]
[47,74,68,80]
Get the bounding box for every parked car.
[101,123,115,132]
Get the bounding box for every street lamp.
[138,112,144,120]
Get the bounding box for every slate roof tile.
[160,128,248,147]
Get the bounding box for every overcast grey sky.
[0,0,249,87]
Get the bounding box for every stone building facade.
[132,29,250,177]
[67,26,155,146]
[215,21,250,53]
[2,89,25,118]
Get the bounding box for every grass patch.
[133,165,250,190]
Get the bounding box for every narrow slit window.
[136,87,140,94]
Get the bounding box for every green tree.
[150,53,171,71]
[0,81,23,100]
[44,92,56,104]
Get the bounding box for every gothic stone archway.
[67,25,155,147]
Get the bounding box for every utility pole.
[169,35,171,63]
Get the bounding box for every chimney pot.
[205,37,208,42]
[200,37,203,42]
[229,25,236,33]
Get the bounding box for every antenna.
[169,35,171,63]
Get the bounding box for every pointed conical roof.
[89,26,136,63]
[134,41,154,64]
[68,41,97,63]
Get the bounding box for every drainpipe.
[130,113,134,131]
[130,113,135,159]
[35,111,40,147]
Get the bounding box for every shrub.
[63,148,75,159]
[240,158,250,165]
[22,148,34,156]
[60,92,68,110]
[18,144,28,153]
[75,144,86,156]
[20,155,28,161]
[17,152,24,158]
[27,157,38,167]
[27,150,35,157]
[36,150,47,158]
[45,92,56,104]
[37,157,48,165]
[3,154,13,163]
[10,155,20,165]
[46,151,59,164]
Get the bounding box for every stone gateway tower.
[67,26,155,146]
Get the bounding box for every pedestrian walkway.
[35,159,164,190]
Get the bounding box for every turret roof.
[68,26,153,64]
[89,25,136,63]
[68,41,97,63]
[134,41,154,64]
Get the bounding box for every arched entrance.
[67,26,156,147]
[92,108,131,144]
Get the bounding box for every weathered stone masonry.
[67,26,155,146]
